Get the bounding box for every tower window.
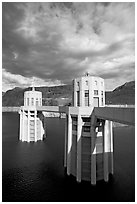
[77,91,80,106]
[77,82,79,87]
[101,98,103,106]
[94,90,98,95]
[36,98,39,106]
[101,91,103,96]
[95,80,97,85]
[31,98,34,106]
[86,80,88,86]
[85,90,89,97]
[85,90,89,106]
[27,98,29,106]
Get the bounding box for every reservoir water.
[2,112,135,202]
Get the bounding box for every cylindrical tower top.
[72,75,105,107]
[24,87,42,107]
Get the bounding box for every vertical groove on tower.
[76,114,82,182]
[67,114,72,175]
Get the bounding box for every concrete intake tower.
[64,75,113,185]
[19,87,45,142]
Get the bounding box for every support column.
[22,109,25,141]
[43,113,46,139]
[91,114,97,185]
[76,114,83,182]
[103,120,111,182]
[40,112,44,140]
[27,110,30,142]
[67,114,72,175]
[64,114,68,167]
[91,126,96,185]
[41,119,43,140]
[19,110,22,140]
[110,121,114,175]
[34,110,37,142]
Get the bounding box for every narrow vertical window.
[31,98,34,106]
[77,91,80,106]
[27,98,29,106]
[85,90,89,106]
[101,97,103,106]
[36,98,39,106]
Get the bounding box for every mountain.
[2,81,135,107]
[2,85,72,107]
[105,81,135,105]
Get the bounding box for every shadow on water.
[2,112,135,202]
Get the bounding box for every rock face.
[2,81,135,106]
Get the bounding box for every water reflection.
[2,113,135,202]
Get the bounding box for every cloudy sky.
[2,2,135,92]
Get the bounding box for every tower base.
[19,107,46,142]
[64,107,113,184]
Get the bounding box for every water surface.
[2,112,135,202]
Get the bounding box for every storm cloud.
[2,2,135,91]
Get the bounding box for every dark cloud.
[2,2,135,91]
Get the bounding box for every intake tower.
[65,74,113,184]
[19,87,45,142]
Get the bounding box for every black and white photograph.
[2,1,135,202]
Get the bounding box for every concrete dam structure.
[18,74,135,185]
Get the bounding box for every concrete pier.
[103,120,113,182]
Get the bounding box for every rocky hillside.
[105,81,135,105]
[2,81,135,106]
[2,85,72,106]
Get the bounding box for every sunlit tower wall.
[72,75,105,107]
[64,75,113,185]
[19,87,45,142]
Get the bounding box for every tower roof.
[32,86,35,91]
[85,72,90,76]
